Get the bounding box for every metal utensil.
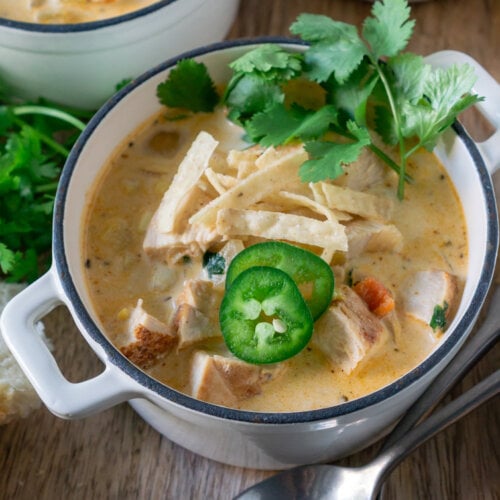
[235,287,500,500]
[380,285,500,451]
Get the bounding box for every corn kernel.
[117,308,130,321]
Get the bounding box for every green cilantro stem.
[13,105,87,131]
[12,116,70,157]
[329,122,412,182]
[369,58,407,199]
[403,142,423,160]
[35,182,59,193]
[368,143,412,183]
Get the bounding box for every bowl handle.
[424,50,500,174]
[0,269,139,419]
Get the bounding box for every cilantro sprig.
[157,58,219,113]
[0,98,92,282]
[157,0,482,199]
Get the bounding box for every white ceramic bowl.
[1,41,499,470]
[0,0,240,109]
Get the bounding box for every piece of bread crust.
[0,283,46,425]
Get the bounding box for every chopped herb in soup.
[0,0,160,24]
[83,1,475,411]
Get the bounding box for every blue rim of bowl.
[0,0,179,33]
[54,37,499,425]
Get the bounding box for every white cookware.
[0,0,240,109]
[1,42,499,470]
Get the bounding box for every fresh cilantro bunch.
[157,0,482,199]
[0,97,91,283]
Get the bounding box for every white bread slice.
[0,283,50,425]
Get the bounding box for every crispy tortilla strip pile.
[144,131,398,264]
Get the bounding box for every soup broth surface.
[0,0,160,24]
[83,108,468,412]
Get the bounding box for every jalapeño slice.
[226,241,334,319]
[219,266,314,364]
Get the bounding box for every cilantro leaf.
[372,54,430,144]
[300,121,371,182]
[291,14,366,83]
[290,13,356,43]
[373,104,399,145]
[423,63,480,112]
[325,58,379,126]
[430,301,448,330]
[157,59,219,112]
[223,45,304,124]
[246,103,338,146]
[229,44,303,81]
[4,248,39,284]
[224,73,284,124]
[362,0,415,59]
[305,40,367,84]
[402,63,483,149]
[388,53,431,104]
[203,251,226,278]
[0,243,16,274]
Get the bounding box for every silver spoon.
[235,286,500,500]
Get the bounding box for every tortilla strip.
[320,183,393,222]
[216,208,348,250]
[190,146,308,227]
[154,131,219,233]
[321,247,336,264]
[204,168,237,194]
[309,182,327,205]
[308,183,352,222]
[227,146,263,179]
[255,144,302,169]
[274,191,338,222]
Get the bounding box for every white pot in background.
[0,0,240,109]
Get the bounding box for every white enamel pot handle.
[425,50,500,174]
[0,269,139,419]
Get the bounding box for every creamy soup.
[0,0,159,24]
[83,108,467,412]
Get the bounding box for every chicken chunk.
[190,351,284,406]
[172,280,223,349]
[319,183,394,222]
[338,149,386,191]
[144,216,221,264]
[120,299,177,369]
[345,220,403,258]
[312,285,389,374]
[403,270,458,331]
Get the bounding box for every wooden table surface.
[2,1,499,499]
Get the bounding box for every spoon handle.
[371,369,500,497]
[379,285,500,453]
